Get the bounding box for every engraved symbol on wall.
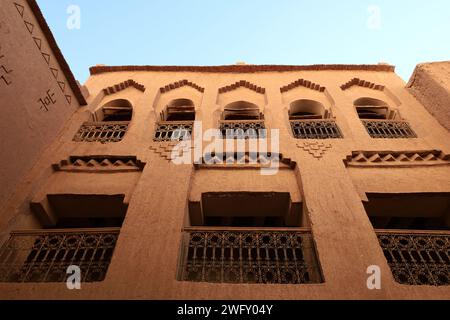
[13,2,73,105]
[38,89,57,112]
[0,47,13,86]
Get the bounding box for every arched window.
[73,99,133,143]
[101,99,133,122]
[223,101,263,120]
[220,101,265,139]
[154,98,195,142]
[288,99,342,139]
[289,99,326,120]
[355,97,417,138]
[164,99,196,121]
[354,98,390,120]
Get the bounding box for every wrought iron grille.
[0,228,120,283]
[154,122,194,142]
[290,120,343,139]
[219,121,266,139]
[73,121,129,143]
[362,120,417,138]
[376,230,450,286]
[179,228,323,284]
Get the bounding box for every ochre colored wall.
[1,63,449,300]
[0,0,81,212]
[407,61,450,131]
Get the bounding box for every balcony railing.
[73,121,129,143]
[362,120,417,138]
[0,228,120,283]
[219,120,266,139]
[376,229,450,286]
[178,227,323,284]
[154,121,194,142]
[290,119,343,139]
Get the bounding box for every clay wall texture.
[0,0,85,212]
[0,1,450,301]
[407,61,450,131]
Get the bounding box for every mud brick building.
[0,0,449,299]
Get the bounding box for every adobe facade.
[0,0,449,300]
[0,0,87,213]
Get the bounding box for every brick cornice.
[90,64,396,75]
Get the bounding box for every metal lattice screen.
[73,122,129,143]
[0,228,120,283]
[377,230,450,286]
[219,121,267,139]
[154,122,194,142]
[179,228,323,284]
[362,120,417,138]
[290,120,343,139]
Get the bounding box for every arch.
[289,99,326,120]
[354,97,390,120]
[160,80,204,94]
[103,79,145,95]
[99,99,133,122]
[218,80,266,95]
[223,101,262,120]
[163,98,196,121]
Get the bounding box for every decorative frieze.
[53,156,145,172]
[103,79,145,95]
[345,150,450,167]
[280,78,325,93]
[160,79,204,94]
[297,141,332,159]
[218,80,265,95]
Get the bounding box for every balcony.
[290,119,343,139]
[362,120,417,138]
[0,228,120,283]
[178,227,323,284]
[376,229,450,286]
[73,121,129,143]
[219,120,266,139]
[154,121,194,142]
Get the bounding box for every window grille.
[0,228,119,283]
[290,120,343,139]
[179,228,323,284]
[219,120,266,139]
[376,230,450,286]
[73,121,129,143]
[154,122,194,142]
[362,120,417,138]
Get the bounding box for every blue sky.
[36,0,450,83]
